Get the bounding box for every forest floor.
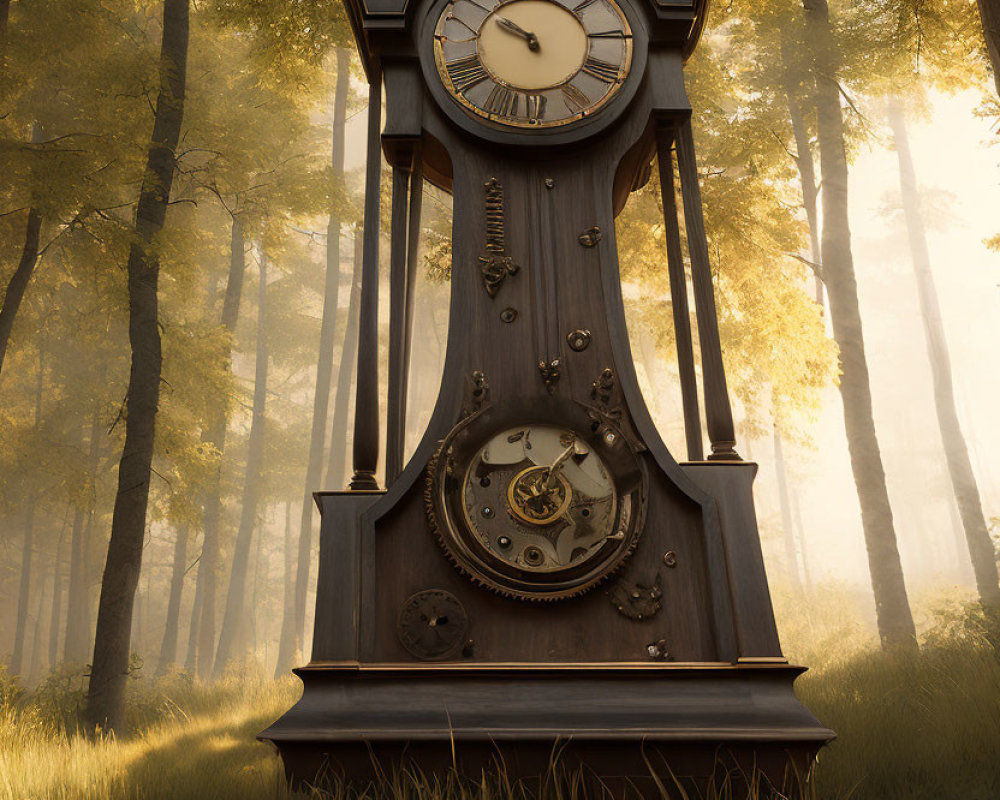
[1,586,998,800]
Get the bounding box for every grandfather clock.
[261,0,832,786]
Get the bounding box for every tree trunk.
[0,123,45,379]
[27,553,49,683]
[84,0,189,732]
[48,508,70,666]
[183,554,203,672]
[0,206,42,379]
[0,0,10,67]
[192,215,247,679]
[275,501,294,678]
[888,99,1000,607]
[773,428,802,589]
[325,226,364,490]
[10,345,44,676]
[213,255,269,677]
[802,0,916,649]
[976,0,1000,98]
[790,486,813,588]
[156,524,190,673]
[274,49,351,677]
[65,413,102,663]
[10,503,36,677]
[250,505,266,657]
[785,91,823,304]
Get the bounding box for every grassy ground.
[2,589,998,799]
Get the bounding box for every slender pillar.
[674,117,739,460]
[655,124,703,461]
[350,75,384,490]
[385,158,412,485]
[404,156,424,384]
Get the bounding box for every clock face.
[432,0,634,129]
[427,419,645,600]
[462,425,619,572]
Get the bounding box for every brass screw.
[501,307,517,323]
[544,178,555,189]
[663,551,678,568]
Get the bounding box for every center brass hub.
[507,466,572,526]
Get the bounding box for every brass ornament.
[567,329,592,352]
[461,370,490,418]
[538,358,561,392]
[608,574,663,621]
[588,367,644,451]
[591,367,615,406]
[578,226,602,247]
[663,550,678,568]
[479,178,518,298]
[646,638,670,661]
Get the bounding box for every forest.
[1,0,999,797]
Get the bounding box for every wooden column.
[674,117,740,460]
[655,123,703,461]
[350,76,384,490]
[385,149,425,485]
[404,156,424,381]
[385,157,412,485]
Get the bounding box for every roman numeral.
[447,54,488,92]
[573,0,598,13]
[581,56,620,83]
[562,83,590,113]
[526,93,547,122]
[588,29,630,39]
[485,84,519,117]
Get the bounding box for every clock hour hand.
[495,16,540,51]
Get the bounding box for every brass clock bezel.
[429,0,637,133]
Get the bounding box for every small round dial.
[427,418,645,600]
[433,0,633,129]
[397,590,469,660]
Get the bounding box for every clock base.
[259,663,833,792]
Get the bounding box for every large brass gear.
[424,406,647,602]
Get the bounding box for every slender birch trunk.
[191,215,246,679]
[213,255,269,676]
[773,428,802,589]
[157,524,190,673]
[887,99,1000,607]
[48,508,70,666]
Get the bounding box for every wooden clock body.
[261,0,832,785]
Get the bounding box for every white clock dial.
[433,0,633,128]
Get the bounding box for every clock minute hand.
[543,442,576,491]
[495,16,540,51]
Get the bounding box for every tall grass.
[0,662,299,800]
[1,587,997,799]
[800,603,1000,800]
